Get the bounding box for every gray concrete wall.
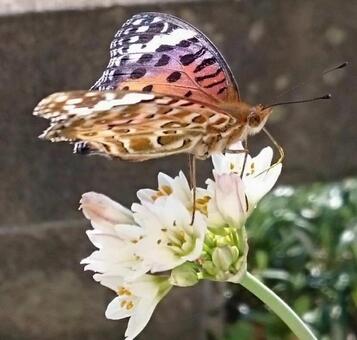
[0,0,204,16]
[0,1,355,339]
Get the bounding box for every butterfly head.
[246,104,272,135]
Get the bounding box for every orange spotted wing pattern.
[34,12,250,160]
[34,90,236,160]
[92,12,240,105]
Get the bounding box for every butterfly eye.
[248,112,261,127]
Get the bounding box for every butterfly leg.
[263,127,285,164]
[240,139,249,178]
[73,141,90,155]
[73,141,113,159]
[188,154,197,225]
[224,148,249,154]
[254,127,285,177]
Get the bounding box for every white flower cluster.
[80,142,282,340]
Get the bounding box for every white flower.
[137,171,191,205]
[211,141,282,211]
[80,192,150,280]
[81,192,207,280]
[81,190,206,339]
[95,274,172,340]
[133,195,207,272]
[207,173,247,229]
[137,171,207,210]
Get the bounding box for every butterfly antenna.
[276,61,349,99]
[263,94,331,110]
[322,61,349,75]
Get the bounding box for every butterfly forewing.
[34,90,234,160]
[92,12,240,105]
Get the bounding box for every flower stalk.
[239,272,317,340]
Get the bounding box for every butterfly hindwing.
[34,90,234,160]
[92,12,240,105]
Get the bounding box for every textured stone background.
[0,0,355,339]
[0,0,204,16]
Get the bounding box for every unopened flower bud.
[169,262,199,287]
[212,246,237,271]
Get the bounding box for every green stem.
[239,272,317,340]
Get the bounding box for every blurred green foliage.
[224,179,357,340]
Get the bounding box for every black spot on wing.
[167,71,181,83]
[148,21,165,33]
[165,22,179,34]
[194,57,216,73]
[156,44,174,52]
[138,54,153,64]
[130,67,146,79]
[155,54,170,67]
[188,37,199,43]
[177,40,191,48]
[217,87,227,94]
[137,34,154,44]
[142,85,153,92]
[195,68,222,82]
[180,47,206,66]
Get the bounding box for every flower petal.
[105,296,134,320]
[125,278,172,340]
[80,192,134,232]
[212,173,247,228]
[212,142,249,175]
[252,147,273,172]
[124,296,158,340]
[245,163,282,208]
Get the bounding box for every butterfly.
[33,12,274,162]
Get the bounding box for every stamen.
[151,185,173,200]
[161,185,173,195]
[126,301,134,310]
[117,287,132,296]
[195,195,211,215]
